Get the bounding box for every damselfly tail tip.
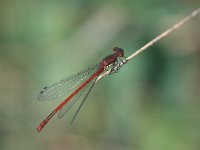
[36,124,43,132]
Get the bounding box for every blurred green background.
[0,0,199,150]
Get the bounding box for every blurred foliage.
[0,0,199,150]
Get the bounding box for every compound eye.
[113,47,124,57]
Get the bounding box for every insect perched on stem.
[37,47,126,132]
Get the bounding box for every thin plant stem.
[126,7,200,61]
[97,7,200,81]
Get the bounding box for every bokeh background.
[0,0,199,150]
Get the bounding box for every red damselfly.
[36,47,125,132]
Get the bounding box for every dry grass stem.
[97,7,200,82]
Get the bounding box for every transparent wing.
[57,80,94,119]
[38,64,99,101]
[70,78,97,124]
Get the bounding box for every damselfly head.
[113,47,124,57]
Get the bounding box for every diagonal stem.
[126,7,200,61]
[97,7,200,81]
